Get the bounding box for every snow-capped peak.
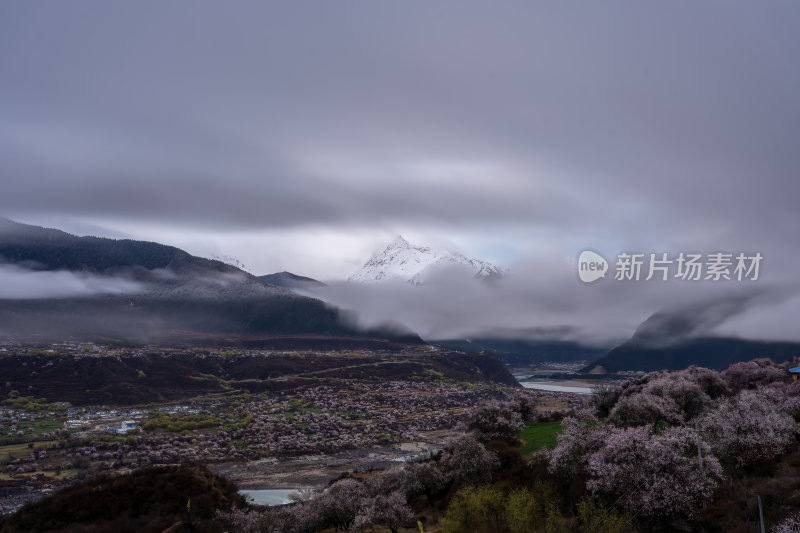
[348,236,503,284]
[388,234,411,249]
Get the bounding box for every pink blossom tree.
[467,400,524,441]
[608,392,683,427]
[643,375,710,420]
[401,461,445,504]
[358,491,414,533]
[772,511,800,533]
[548,411,608,476]
[723,359,786,391]
[676,366,730,399]
[586,425,722,519]
[609,370,715,426]
[699,388,798,466]
[440,433,499,486]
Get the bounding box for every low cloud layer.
[314,258,800,346]
[0,265,142,299]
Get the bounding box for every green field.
[518,421,562,456]
[0,440,56,460]
[0,417,63,449]
[30,418,64,434]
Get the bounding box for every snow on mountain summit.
[348,236,503,284]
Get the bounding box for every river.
[517,381,595,395]
[240,489,299,506]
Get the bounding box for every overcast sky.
[2,2,799,342]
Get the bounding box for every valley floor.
[0,343,578,516]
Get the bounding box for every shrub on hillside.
[442,483,564,533]
[593,384,622,418]
[575,496,634,533]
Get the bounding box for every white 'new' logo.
[578,250,608,283]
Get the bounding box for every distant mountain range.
[349,235,503,284]
[3,218,797,371]
[0,218,418,344]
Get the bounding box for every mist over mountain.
[0,219,419,344]
[581,301,800,372]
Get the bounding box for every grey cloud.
[1,2,798,237]
[629,291,787,347]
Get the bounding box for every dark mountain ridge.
[583,336,800,373]
[0,217,234,275]
[258,271,327,291]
